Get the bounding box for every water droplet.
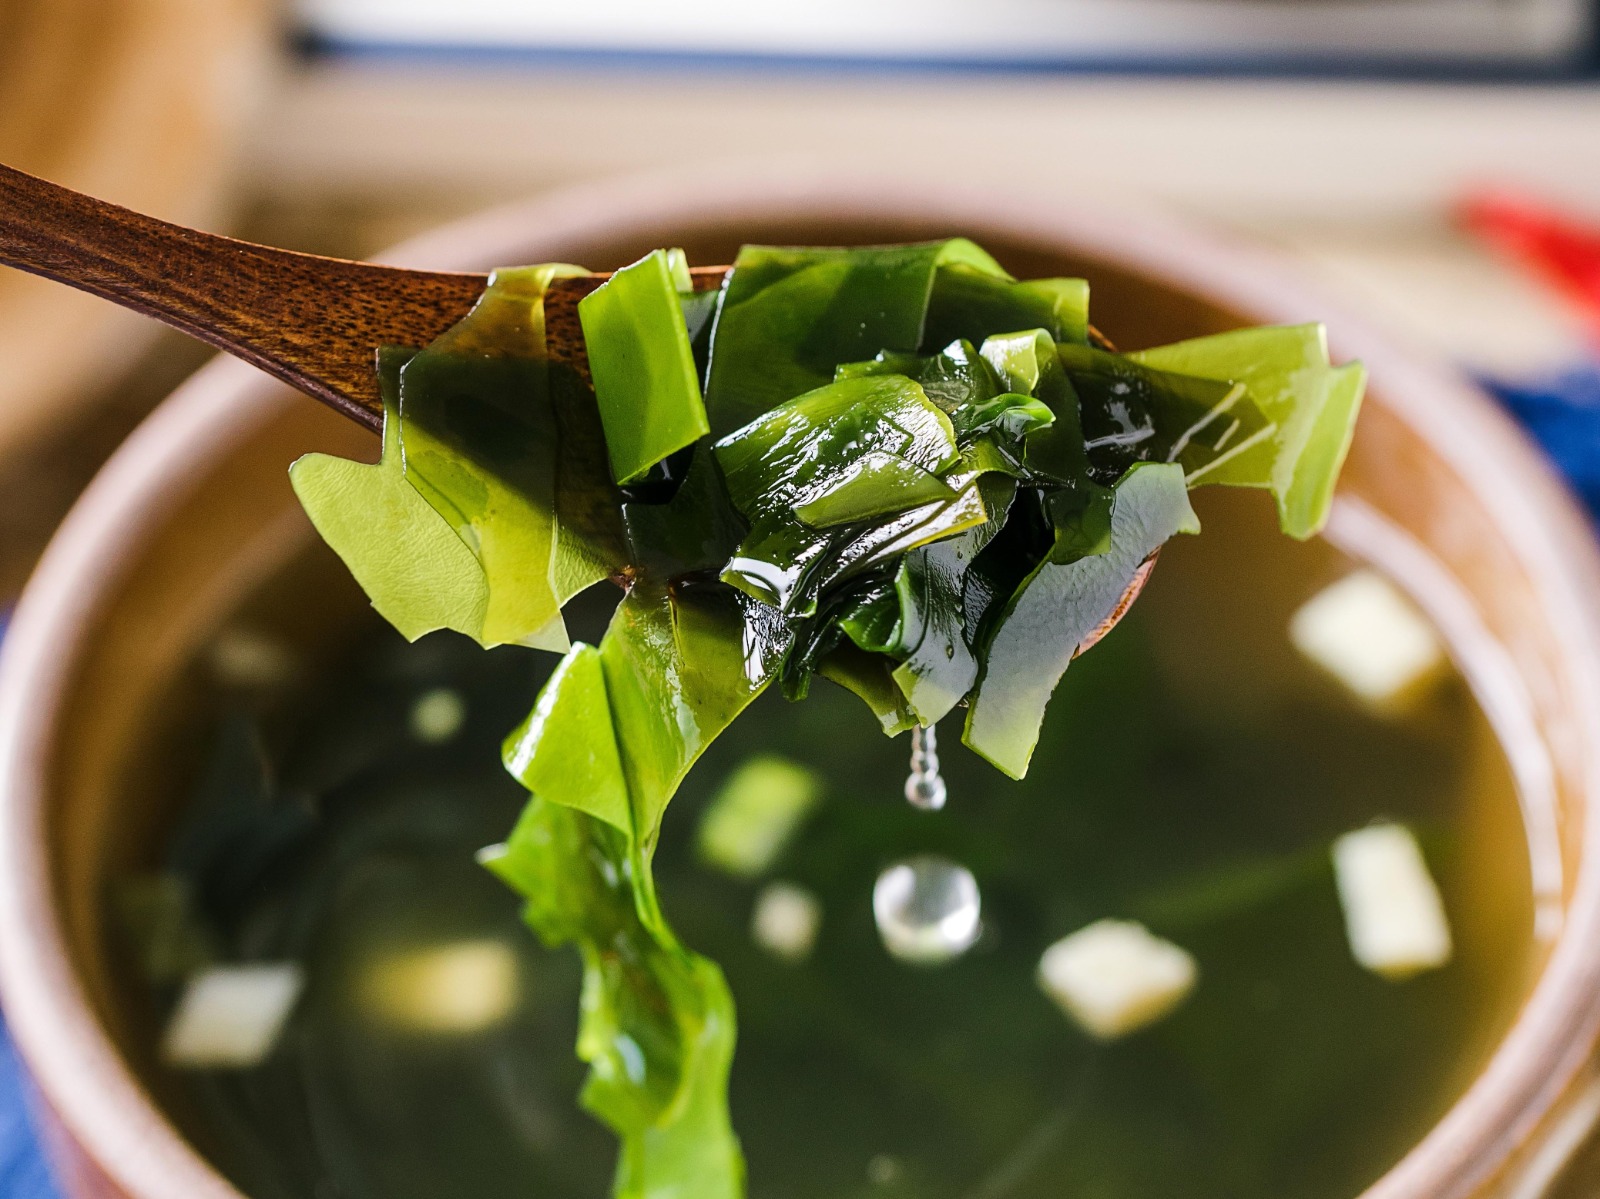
[903,724,947,811]
[873,855,981,965]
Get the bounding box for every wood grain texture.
[0,163,729,429]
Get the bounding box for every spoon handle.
[0,161,486,427]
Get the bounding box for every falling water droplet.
[904,724,947,811]
[873,855,981,965]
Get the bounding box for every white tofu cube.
[751,882,822,963]
[161,963,304,1069]
[362,939,519,1034]
[1333,823,1453,980]
[206,628,297,691]
[1037,920,1197,1040]
[1289,570,1444,707]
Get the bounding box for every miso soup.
[113,491,1539,1199]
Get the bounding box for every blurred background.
[4,1,1600,1195]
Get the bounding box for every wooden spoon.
[0,161,1150,649]
[0,162,727,431]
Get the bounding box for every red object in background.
[1462,193,1600,346]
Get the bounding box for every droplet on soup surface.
[361,939,520,1034]
[162,963,304,1069]
[1036,919,1197,1040]
[1289,570,1444,708]
[873,855,981,965]
[1332,823,1453,980]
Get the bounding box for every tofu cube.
[1333,823,1453,980]
[363,939,520,1034]
[1289,570,1444,707]
[751,882,822,963]
[161,963,304,1069]
[1037,920,1197,1040]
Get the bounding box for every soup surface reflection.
[116,492,1536,1199]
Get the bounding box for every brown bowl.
[4,169,1600,1199]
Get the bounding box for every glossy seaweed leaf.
[581,249,711,486]
[888,476,1018,726]
[702,239,1004,438]
[482,795,743,1199]
[1129,324,1366,539]
[290,349,491,642]
[487,581,778,1199]
[1058,342,1272,489]
[399,264,628,650]
[965,463,1201,779]
[922,263,1090,353]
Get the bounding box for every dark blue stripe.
[293,30,1600,82]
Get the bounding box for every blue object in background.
[0,1014,59,1199]
[1480,363,1600,521]
[0,600,55,1199]
[0,362,1599,1199]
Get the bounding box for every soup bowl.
[4,169,1600,1199]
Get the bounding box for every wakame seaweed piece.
[769,569,902,703]
[836,339,1059,455]
[602,584,782,847]
[711,372,970,613]
[960,484,1053,639]
[889,474,1019,724]
[622,449,746,579]
[580,249,711,485]
[550,354,634,597]
[965,463,1201,779]
[980,329,1098,488]
[922,262,1091,352]
[399,264,628,650]
[714,373,961,529]
[1056,342,1277,489]
[722,476,991,618]
[702,239,998,437]
[502,645,631,832]
[1045,483,1118,563]
[502,582,779,850]
[1129,324,1367,539]
[483,797,743,1199]
[836,339,1000,420]
[290,348,491,643]
[491,581,776,1199]
[818,643,918,736]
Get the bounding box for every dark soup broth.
[113,490,1538,1199]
